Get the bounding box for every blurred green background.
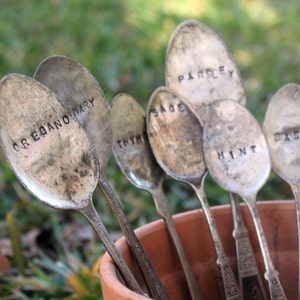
[0,0,299,299]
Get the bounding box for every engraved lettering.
[178,66,234,84]
[274,130,300,142]
[136,134,143,144]
[117,140,123,148]
[274,133,281,141]
[117,134,144,148]
[218,152,225,160]
[178,75,184,83]
[31,131,40,142]
[47,122,55,131]
[12,115,72,151]
[54,120,62,129]
[149,102,186,118]
[79,105,85,113]
[72,98,96,116]
[21,139,30,149]
[178,103,185,112]
[250,145,256,153]
[13,143,19,152]
[217,145,258,160]
[83,100,89,109]
[89,97,95,106]
[63,115,70,124]
[206,70,213,78]
[284,133,290,141]
[130,136,135,144]
[188,72,194,80]
[160,105,166,113]
[39,126,47,136]
[206,69,217,79]
[239,147,246,155]
[150,108,158,117]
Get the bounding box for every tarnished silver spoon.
[165,18,246,119]
[147,86,242,300]
[165,19,266,299]
[0,73,144,294]
[111,93,204,300]
[33,55,167,300]
[263,83,300,298]
[203,99,287,300]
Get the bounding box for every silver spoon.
[0,73,144,294]
[262,83,300,299]
[165,19,266,299]
[147,86,242,300]
[33,55,167,300]
[165,19,246,119]
[111,93,204,300]
[203,99,287,300]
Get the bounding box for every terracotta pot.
[100,201,297,299]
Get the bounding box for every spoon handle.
[230,193,267,300]
[80,200,145,295]
[245,200,287,300]
[99,174,169,300]
[194,185,242,300]
[290,185,300,300]
[151,187,204,300]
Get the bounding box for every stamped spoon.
[111,93,204,300]
[165,19,266,299]
[33,56,167,300]
[262,83,300,298]
[0,73,144,294]
[203,99,287,300]
[165,19,246,120]
[147,86,242,300]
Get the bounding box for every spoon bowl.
[165,19,246,119]
[0,73,144,294]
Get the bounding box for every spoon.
[165,19,266,299]
[0,73,144,294]
[165,19,246,119]
[262,83,300,298]
[33,55,167,300]
[202,99,287,300]
[147,86,242,300]
[111,93,204,300]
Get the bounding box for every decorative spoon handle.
[246,201,287,300]
[194,185,242,300]
[230,193,267,300]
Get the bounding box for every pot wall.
[100,201,297,299]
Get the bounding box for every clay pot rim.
[99,200,295,300]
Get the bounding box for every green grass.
[0,0,299,298]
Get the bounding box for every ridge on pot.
[100,201,297,300]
